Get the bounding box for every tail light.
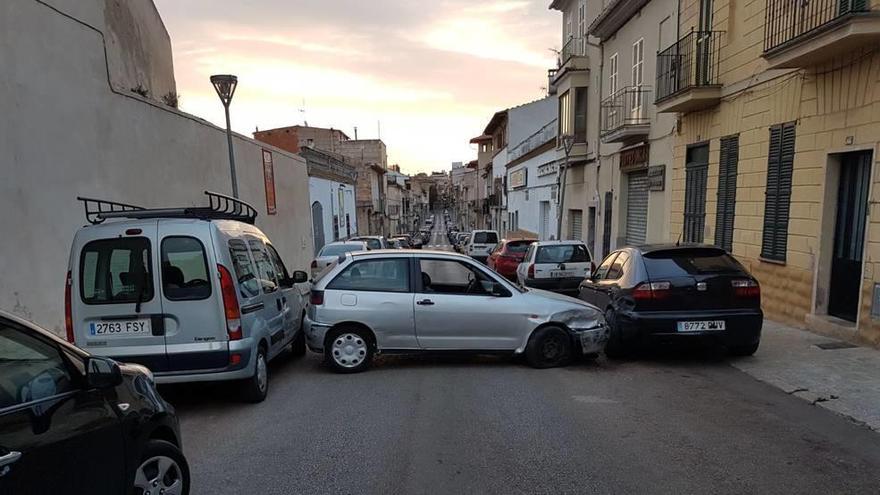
[310,290,325,306]
[732,279,760,298]
[64,271,74,343]
[217,265,242,340]
[527,264,535,279]
[633,281,671,301]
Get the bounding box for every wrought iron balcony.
[560,37,585,65]
[600,86,652,144]
[655,30,724,113]
[763,0,879,68]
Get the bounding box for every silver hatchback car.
[305,250,607,373]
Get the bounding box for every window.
[559,91,572,138]
[684,144,709,243]
[161,237,211,301]
[505,240,534,254]
[418,259,505,296]
[473,232,498,244]
[248,239,279,294]
[80,237,153,305]
[715,136,739,252]
[319,244,366,257]
[593,252,619,279]
[0,322,75,409]
[609,53,619,95]
[228,240,261,298]
[605,251,630,279]
[328,258,410,293]
[266,244,291,282]
[537,244,591,264]
[568,209,583,241]
[643,248,745,278]
[353,237,382,250]
[578,4,586,52]
[761,122,796,261]
[631,39,645,119]
[574,87,588,143]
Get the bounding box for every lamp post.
[211,74,239,198]
[556,134,576,240]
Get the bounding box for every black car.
[0,312,189,495]
[578,245,762,357]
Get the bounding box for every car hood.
[524,289,603,329]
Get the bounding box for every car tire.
[240,345,269,403]
[525,326,572,369]
[291,316,307,358]
[325,327,373,374]
[728,341,760,357]
[603,309,631,359]
[132,439,190,495]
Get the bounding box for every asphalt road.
[162,220,880,494]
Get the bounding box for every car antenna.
[675,232,682,247]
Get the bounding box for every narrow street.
[163,222,880,494]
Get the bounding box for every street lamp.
[211,74,239,198]
[556,134,576,240]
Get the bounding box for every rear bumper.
[305,316,332,353]
[150,339,255,384]
[523,277,583,294]
[619,309,763,346]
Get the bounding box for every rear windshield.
[505,240,534,254]
[643,248,744,278]
[536,244,591,264]
[354,238,382,250]
[80,237,153,304]
[473,232,498,244]
[320,244,365,257]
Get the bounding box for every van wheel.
[525,326,572,369]
[240,346,268,403]
[132,439,190,495]
[325,327,373,374]
[291,318,307,358]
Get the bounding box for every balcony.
[600,86,652,144]
[763,0,880,68]
[655,30,724,113]
[551,37,589,84]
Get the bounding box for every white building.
[300,147,358,253]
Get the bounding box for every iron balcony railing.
[655,30,724,102]
[509,119,558,162]
[600,86,652,137]
[559,37,585,66]
[764,0,869,51]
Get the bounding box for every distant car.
[390,237,411,249]
[312,241,370,278]
[454,232,470,253]
[516,241,593,296]
[466,230,499,263]
[0,311,190,494]
[488,238,537,281]
[388,239,402,249]
[350,236,390,250]
[304,251,607,373]
[577,245,762,358]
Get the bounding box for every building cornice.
[588,0,651,40]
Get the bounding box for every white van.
[516,240,593,296]
[66,192,308,402]
[466,230,499,263]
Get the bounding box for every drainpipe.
[586,36,604,256]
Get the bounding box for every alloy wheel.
[133,455,184,495]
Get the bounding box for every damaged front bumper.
[571,324,609,354]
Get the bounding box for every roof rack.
[77,191,259,225]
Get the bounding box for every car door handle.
[0,450,21,467]
[416,299,435,306]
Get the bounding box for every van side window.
[161,237,211,301]
[248,240,279,294]
[266,244,290,282]
[80,238,153,304]
[228,240,260,298]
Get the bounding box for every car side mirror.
[85,357,123,389]
[292,270,309,284]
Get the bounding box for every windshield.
[353,238,382,250]
[505,240,534,254]
[319,244,365,257]
[536,244,590,264]
[473,232,498,244]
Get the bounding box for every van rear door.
[72,220,168,371]
[159,221,229,372]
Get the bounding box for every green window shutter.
[761,123,795,261]
[715,136,739,252]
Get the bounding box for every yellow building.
[661,0,880,345]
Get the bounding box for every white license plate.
[89,320,152,337]
[550,271,575,278]
[677,320,726,332]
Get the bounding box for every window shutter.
[761,123,795,261]
[715,136,739,252]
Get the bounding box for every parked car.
[388,239,401,249]
[67,192,309,403]
[517,241,594,296]
[312,241,369,278]
[304,251,607,373]
[577,245,762,357]
[454,232,470,253]
[488,238,537,281]
[350,236,390,250]
[466,230,500,263]
[0,311,190,494]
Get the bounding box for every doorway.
[312,201,325,254]
[827,151,872,322]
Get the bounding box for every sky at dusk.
[153,0,560,174]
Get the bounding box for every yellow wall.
[670,0,880,345]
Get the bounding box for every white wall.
[308,177,357,254]
[506,148,559,240]
[0,0,313,334]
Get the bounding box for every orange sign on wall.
[262,149,277,215]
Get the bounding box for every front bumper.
[572,325,609,355]
[619,309,763,347]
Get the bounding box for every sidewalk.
[730,320,880,431]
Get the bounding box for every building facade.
[663,0,880,345]
[300,147,358,254]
